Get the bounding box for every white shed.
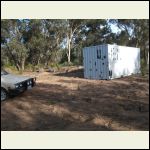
[83,44,141,80]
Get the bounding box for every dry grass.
[1,67,149,131]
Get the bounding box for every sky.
[110,24,121,33]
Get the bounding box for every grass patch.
[48,100,57,105]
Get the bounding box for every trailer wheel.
[1,88,8,101]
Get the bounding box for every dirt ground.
[1,67,149,131]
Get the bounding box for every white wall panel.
[83,44,140,80]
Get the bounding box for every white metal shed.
[83,44,140,80]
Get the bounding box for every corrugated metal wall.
[83,44,140,80]
[83,44,109,80]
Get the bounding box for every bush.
[72,59,82,66]
[141,59,149,76]
[59,61,74,67]
[3,65,18,74]
[48,63,61,71]
[25,64,33,71]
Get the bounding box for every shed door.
[92,47,97,79]
[96,45,108,79]
[102,45,108,79]
[96,48,102,79]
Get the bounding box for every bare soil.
[1,67,149,131]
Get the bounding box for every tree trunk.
[21,59,25,71]
[147,51,149,71]
[16,63,21,71]
[66,34,71,63]
[147,51,149,65]
[68,39,71,63]
[37,57,40,66]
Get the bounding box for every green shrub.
[25,64,33,71]
[141,59,148,76]
[3,65,18,74]
[59,61,74,67]
[48,63,61,71]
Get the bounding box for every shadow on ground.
[55,68,84,78]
